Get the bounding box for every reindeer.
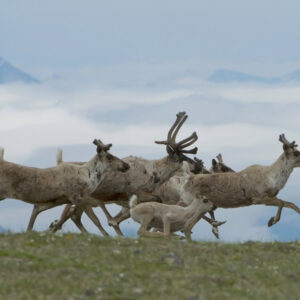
[0,139,130,235]
[29,149,86,233]
[147,154,233,238]
[49,112,217,234]
[178,134,300,238]
[129,193,217,240]
[50,134,233,239]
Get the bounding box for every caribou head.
[279,134,300,167]
[93,139,130,173]
[191,157,210,174]
[211,154,235,173]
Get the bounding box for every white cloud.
[218,85,300,104]
[1,78,300,241]
[0,106,287,164]
[0,107,101,160]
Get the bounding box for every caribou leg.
[67,195,110,237]
[70,206,87,233]
[49,204,71,232]
[181,213,203,240]
[208,210,219,238]
[262,197,300,227]
[49,204,92,233]
[83,204,109,236]
[137,215,165,238]
[49,202,126,235]
[28,202,63,231]
[109,207,131,227]
[98,203,124,236]
[181,210,226,240]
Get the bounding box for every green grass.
[0,232,299,300]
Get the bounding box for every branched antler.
[279,134,298,149]
[155,112,198,156]
[93,139,112,152]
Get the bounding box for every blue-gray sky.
[1,0,300,74]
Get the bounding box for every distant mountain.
[0,56,40,84]
[209,69,281,84]
[0,226,6,233]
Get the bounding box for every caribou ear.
[212,159,217,167]
[103,144,112,152]
[279,134,298,153]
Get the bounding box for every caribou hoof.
[268,217,276,227]
[212,227,220,239]
[108,219,118,227]
[170,233,185,240]
[172,235,185,240]
[212,220,227,227]
[49,220,61,232]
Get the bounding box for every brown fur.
[149,156,232,238]
[182,134,300,229]
[50,112,199,234]
[0,140,129,234]
[52,154,231,238]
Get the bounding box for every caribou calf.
[130,194,216,240]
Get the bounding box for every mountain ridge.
[209,68,300,84]
[0,56,40,84]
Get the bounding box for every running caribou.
[49,112,223,235]
[149,153,234,238]
[129,192,217,240]
[0,139,129,235]
[50,115,233,238]
[178,134,300,238]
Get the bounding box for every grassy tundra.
[0,232,299,300]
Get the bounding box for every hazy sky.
[1,0,300,75]
[1,1,300,241]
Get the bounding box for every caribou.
[49,117,233,238]
[129,192,216,240]
[49,112,220,234]
[0,139,129,235]
[178,134,300,239]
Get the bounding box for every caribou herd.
[0,112,300,240]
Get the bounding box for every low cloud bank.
[0,74,300,241]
